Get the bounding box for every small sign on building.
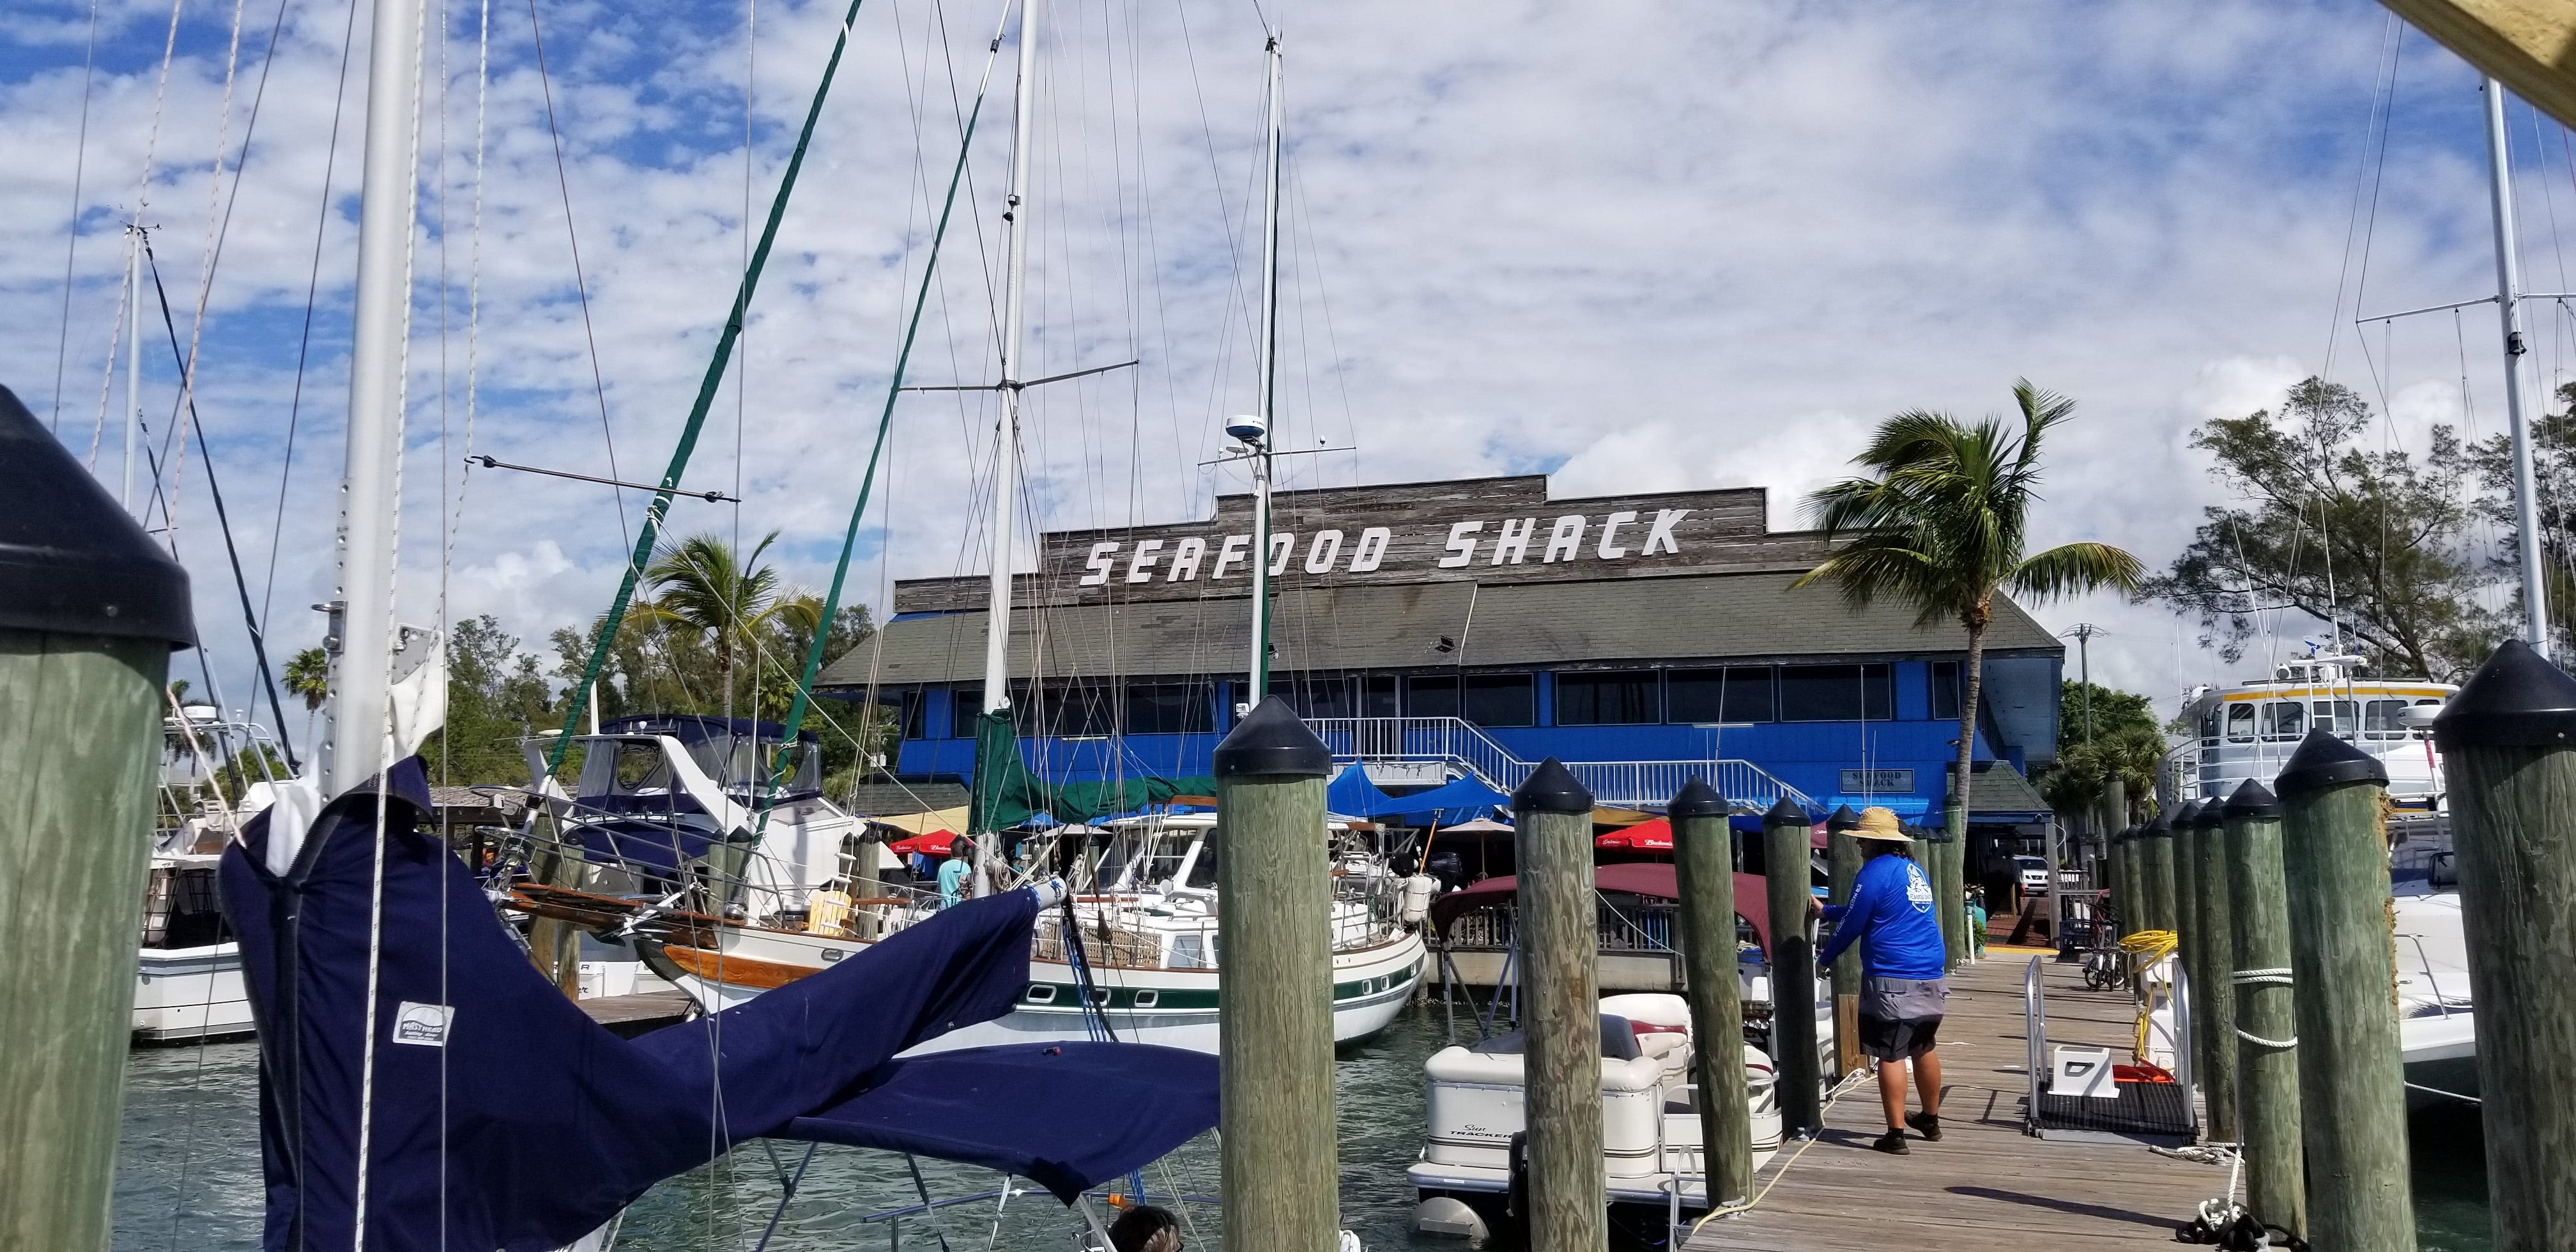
[1839,768,1915,794]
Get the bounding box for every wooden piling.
[2434,638,2576,1249]
[2220,780,2304,1241]
[2276,729,2413,1250]
[1515,757,1605,1251]
[1212,697,1340,1252]
[2109,825,2135,940]
[1764,796,1821,1138]
[1936,793,1966,972]
[1825,805,1863,1077]
[2165,801,2206,1117]
[0,390,194,1252]
[2186,801,2237,1145]
[2140,807,2178,933]
[1673,778,1753,1207]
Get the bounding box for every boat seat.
[1466,1014,1642,1060]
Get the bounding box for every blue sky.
[2,0,2566,735]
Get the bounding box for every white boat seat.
[1465,1014,1643,1060]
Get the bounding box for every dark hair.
[1107,1204,1181,1252]
[948,836,974,861]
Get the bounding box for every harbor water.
[114,999,2489,1250]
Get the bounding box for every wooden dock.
[1685,950,2227,1250]
[579,989,693,1038]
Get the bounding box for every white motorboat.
[2391,815,2476,1110]
[2175,652,2453,809]
[134,851,254,1043]
[1406,993,1782,1239]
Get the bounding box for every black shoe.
[1871,1129,1910,1155]
[1906,1111,1942,1141]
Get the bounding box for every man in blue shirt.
[937,837,974,908]
[1813,807,1948,1154]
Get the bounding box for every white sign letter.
[1126,539,1167,584]
[1168,537,1207,581]
[1080,541,1119,586]
[1489,517,1534,565]
[1212,533,1250,579]
[1349,527,1392,572]
[1440,521,1485,569]
[1304,530,1345,573]
[1596,510,1639,559]
[1542,515,1584,563]
[1642,508,1690,555]
[1268,532,1296,574]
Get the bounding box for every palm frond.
[2008,542,2146,602]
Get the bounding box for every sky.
[3,0,2570,739]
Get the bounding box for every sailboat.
[510,9,1432,1051]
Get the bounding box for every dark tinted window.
[1464,673,1535,727]
[1555,669,1660,725]
[1023,682,1115,738]
[1930,661,1961,721]
[1668,666,1774,722]
[949,686,983,738]
[1276,673,1355,720]
[894,688,927,740]
[1361,675,1400,718]
[1123,683,1213,735]
[1779,664,1892,722]
[1406,675,1460,718]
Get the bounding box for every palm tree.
[631,531,810,714]
[1794,381,2145,968]
[284,646,331,747]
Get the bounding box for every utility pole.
[2060,623,2104,744]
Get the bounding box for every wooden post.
[2434,638,2576,1249]
[0,388,194,1252]
[1514,758,1603,1251]
[2187,802,2237,1145]
[1212,697,1339,1252]
[1763,795,1821,1138]
[1671,778,1752,1207]
[2140,807,2178,933]
[2221,780,2305,1241]
[2276,729,2414,1250]
[2166,801,2207,1118]
[1825,805,1863,1076]
[2108,825,2133,940]
[2099,777,2129,933]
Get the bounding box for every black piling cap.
[1827,804,1862,832]
[1211,696,1331,778]
[1667,777,1728,820]
[2274,727,2388,798]
[2435,637,2576,749]
[1762,794,1808,828]
[0,385,192,646]
[2167,800,2202,834]
[2222,779,2279,820]
[1512,757,1594,814]
[2191,798,2226,829]
[2143,807,2174,838]
[2110,825,2131,844]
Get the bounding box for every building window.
[1779,664,1894,722]
[1362,675,1400,718]
[949,686,983,738]
[1020,682,1116,738]
[1463,673,1535,727]
[1930,660,1961,722]
[893,688,927,740]
[1123,683,1213,735]
[1276,673,1355,721]
[1406,675,1460,719]
[1555,669,1660,725]
[1667,666,1774,723]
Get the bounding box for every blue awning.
[1326,767,1509,825]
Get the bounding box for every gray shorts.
[1857,976,1947,1060]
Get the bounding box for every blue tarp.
[222,758,1213,1251]
[1326,767,1510,825]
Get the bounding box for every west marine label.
[392,1001,454,1046]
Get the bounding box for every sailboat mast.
[1246,31,1284,705]
[321,0,427,796]
[981,0,1039,722]
[2483,76,2552,657]
[125,225,142,513]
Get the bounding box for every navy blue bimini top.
[1817,850,1946,981]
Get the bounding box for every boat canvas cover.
[221,759,1212,1250]
[968,708,1215,830]
[1326,766,1512,825]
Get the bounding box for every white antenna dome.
[1225,414,1267,444]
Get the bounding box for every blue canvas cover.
[1325,765,1398,817]
[221,758,1046,1251]
[781,1041,1217,1202]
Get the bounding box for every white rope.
[87,262,130,467]
[351,0,434,1236]
[2229,968,2295,1049]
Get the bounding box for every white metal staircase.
[1301,717,1810,812]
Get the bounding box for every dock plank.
[579,989,693,1038]
[1682,952,2224,1251]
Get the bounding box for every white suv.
[2012,855,2051,895]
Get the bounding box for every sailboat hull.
[132,942,256,1043]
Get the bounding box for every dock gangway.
[1303,716,1810,812]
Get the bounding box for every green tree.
[2037,681,2164,821]
[1795,380,2145,967]
[2143,377,2501,680]
[284,646,330,747]
[421,616,556,784]
[2466,379,2576,650]
[629,531,811,715]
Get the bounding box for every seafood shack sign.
[893,475,1833,613]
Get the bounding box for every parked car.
[2012,855,2051,895]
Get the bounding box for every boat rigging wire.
[48,0,102,435]
[463,455,742,501]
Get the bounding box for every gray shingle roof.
[819,570,2059,687]
[844,781,968,818]
[1942,760,2051,820]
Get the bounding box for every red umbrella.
[1594,818,1672,852]
[885,830,964,859]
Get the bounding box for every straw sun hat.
[1850,807,1910,843]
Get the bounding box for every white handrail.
[1303,716,1811,810]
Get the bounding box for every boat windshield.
[1184,832,1220,890]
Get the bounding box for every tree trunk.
[1943,613,1988,972]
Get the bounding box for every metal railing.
[1444,899,1679,954]
[1303,716,1809,810]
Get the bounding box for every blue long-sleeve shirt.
[1817,851,1945,980]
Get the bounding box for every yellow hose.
[2120,929,2178,1063]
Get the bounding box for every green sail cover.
[967,709,1216,832]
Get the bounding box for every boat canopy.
[1428,860,1774,958]
[220,759,1215,1250]
[1325,766,1512,825]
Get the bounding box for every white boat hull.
[133,942,255,1044]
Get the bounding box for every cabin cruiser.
[1407,993,1783,1240]
[2175,652,2453,809]
[508,717,1428,1052]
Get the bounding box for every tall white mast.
[321,0,426,796]
[1245,31,1284,705]
[980,0,1039,725]
[124,225,142,514]
[2484,77,2552,657]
